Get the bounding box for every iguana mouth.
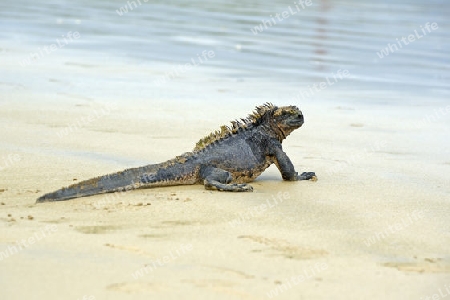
[289,115,304,126]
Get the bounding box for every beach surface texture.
[1,0,449,299]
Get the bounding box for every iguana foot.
[297,172,317,181]
[201,166,254,192]
[204,179,253,192]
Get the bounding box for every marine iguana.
[36,103,316,203]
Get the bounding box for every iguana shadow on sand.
[36,103,316,203]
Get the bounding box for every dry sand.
[1,94,449,300]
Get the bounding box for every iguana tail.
[35,165,151,203]
[36,154,200,203]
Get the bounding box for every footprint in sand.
[200,266,255,280]
[104,243,146,255]
[75,225,121,234]
[382,257,450,273]
[238,235,327,260]
[106,282,166,293]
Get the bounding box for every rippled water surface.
[0,0,449,105]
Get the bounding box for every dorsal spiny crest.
[193,103,277,152]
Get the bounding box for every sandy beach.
[1,0,450,299]
[1,91,449,299]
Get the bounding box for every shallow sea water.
[1,0,449,103]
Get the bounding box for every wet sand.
[1,95,449,300]
[1,1,449,298]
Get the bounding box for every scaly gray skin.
[36,103,316,203]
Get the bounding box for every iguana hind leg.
[200,166,253,192]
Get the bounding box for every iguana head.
[194,103,304,151]
[271,105,304,139]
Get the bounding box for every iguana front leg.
[200,166,253,192]
[272,146,317,181]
